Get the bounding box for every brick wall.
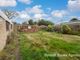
[19,25,39,33]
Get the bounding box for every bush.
[46,25,54,32]
[61,24,72,34]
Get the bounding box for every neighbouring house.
[66,22,80,31]
[19,25,39,32]
[0,10,13,51]
[54,22,80,33]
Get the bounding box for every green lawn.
[19,31,80,60]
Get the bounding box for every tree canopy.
[2,9,18,19]
[38,19,54,26]
[28,19,34,25]
[70,18,79,22]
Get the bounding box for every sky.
[0,0,80,24]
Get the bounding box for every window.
[6,21,10,31]
[11,24,12,29]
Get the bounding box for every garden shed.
[0,10,13,51]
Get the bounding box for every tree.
[34,21,38,25]
[70,18,79,22]
[2,9,18,19]
[22,22,28,25]
[38,19,54,26]
[28,19,34,25]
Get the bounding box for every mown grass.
[19,31,80,60]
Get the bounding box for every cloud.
[19,14,30,19]
[0,0,32,7]
[68,0,80,12]
[18,11,31,19]
[27,5,43,14]
[34,14,43,19]
[47,8,51,11]
[17,5,50,23]
[33,13,48,19]
[0,0,17,7]
[51,10,68,18]
[31,5,43,14]
[18,0,32,4]
[13,11,31,23]
[25,5,48,19]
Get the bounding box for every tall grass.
[19,31,80,60]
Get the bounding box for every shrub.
[61,24,72,34]
[47,25,54,32]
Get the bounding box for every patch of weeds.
[19,31,80,60]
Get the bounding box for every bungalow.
[0,10,13,51]
[54,22,80,33]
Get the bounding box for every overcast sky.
[0,0,80,23]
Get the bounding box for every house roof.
[0,10,13,24]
